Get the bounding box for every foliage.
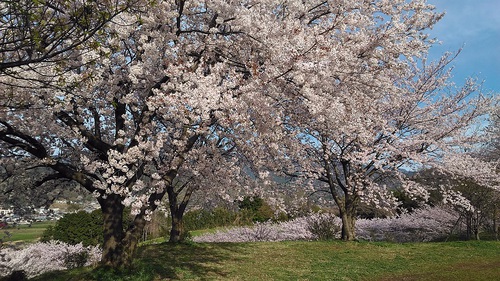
[183,207,252,231]
[237,196,275,222]
[0,0,131,74]
[413,168,500,240]
[0,165,82,214]
[192,218,312,243]
[0,241,101,278]
[41,210,103,246]
[42,208,135,246]
[453,181,499,240]
[64,251,89,270]
[140,210,169,242]
[483,102,500,162]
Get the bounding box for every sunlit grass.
[30,240,500,281]
[0,221,55,243]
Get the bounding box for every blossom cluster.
[193,207,457,243]
[192,215,329,243]
[356,207,458,242]
[0,241,101,278]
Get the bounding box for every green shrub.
[183,207,243,231]
[41,207,134,246]
[238,196,274,222]
[175,201,279,233]
[41,210,103,246]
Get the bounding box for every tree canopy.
[0,0,497,267]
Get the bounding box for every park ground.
[1,222,500,280]
[28,239,500,281]
[0,222,55,245]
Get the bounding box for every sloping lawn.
[0,222,55,243]
[30,240,500,281]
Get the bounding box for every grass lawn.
[0,221,55,243]
[32,240,500,281]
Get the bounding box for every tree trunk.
[340,210,356,241]
[98,194,147,268]
[326,159,359,242]
[330,195,357,241]
[334,185,358,241]
[465,215,472,240]
[122,214,147,266]
[99,194,127,268]
[169,211,185,243]
[167,183,192,243]
[494,204,498,241]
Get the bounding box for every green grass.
[188,227,229,237]
[0,221,55,243]
[31,240,500,281]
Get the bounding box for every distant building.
[0,207,13,217]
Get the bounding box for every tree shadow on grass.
[132,242,251,280]
[29,242,250,281]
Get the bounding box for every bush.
[193,216,333,243]
[182,207,252,231]
[0,241,101,278]
[355,207,458,242]
[193,207,457,243]
[238,196,274,222]
[306,213,340,240]
[5,270,27,281]
[41,210,103,246]
[64,251,89,269]
[42,208,134,246]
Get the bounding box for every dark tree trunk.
[169,210,185,243]
[122,213,147,266]
[99,194,127,268]
[167,183,193,243]
[340,209,356,241]
[494,204,498,241]
[325,158,360,242]
[98,194,148,268]
[465,214,472,240]
[330,192,358,241]
[332,183,358,241]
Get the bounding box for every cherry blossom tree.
[165,133,247,243]
[485,104,500,238]
[0,0,135,80]
[0,0,278,268]
[0,0,496,268]
[413,167,499,240]
[244,1,496,240]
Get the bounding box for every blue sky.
[426,0,500,95]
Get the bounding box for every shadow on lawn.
[28,242,249,281]
[134,242,249,279]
